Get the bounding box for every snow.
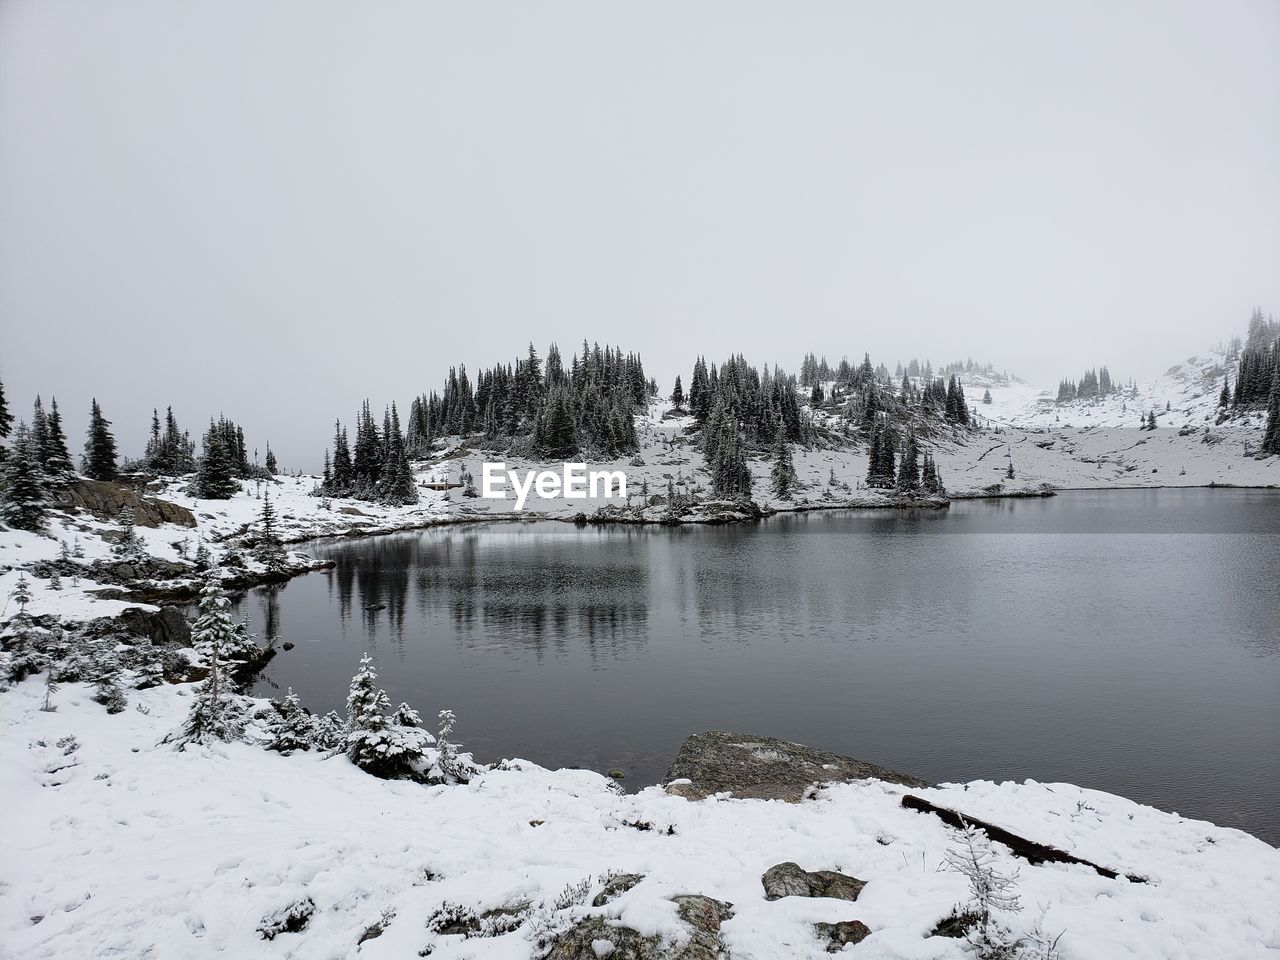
[2,679,1278,959]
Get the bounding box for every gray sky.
[2,0,1278,471]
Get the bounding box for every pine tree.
[982,388,992,404]
[670,376,685,410]
[111,506,148,562]
[254,490,288,571]
[344,653,432,779]
[1,423,48,531]
[1219,375,1231,409]
[172,574,246,745]
[769,422,796,500]
[533,384,578,460]
[41,397,74,482]
[1261,357,1280,457]
[195,424,239,499]
[268,688,317,752]
[0,375,12,455]
[896,427,920,493]
[12,572,32,613]
[264,446,278,475]
[82,399,118,480]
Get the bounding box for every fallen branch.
[901,795,1146,883]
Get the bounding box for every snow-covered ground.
[3,678,1278,960]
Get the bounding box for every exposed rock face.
[761,863,865,902]
[545,894,732,960]
[55,478,197,528]
[814,920,872,951]
[664,731,927,801]
[117,606,192,647]
[592,873,644,907]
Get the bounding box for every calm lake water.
[241,489,1280,845]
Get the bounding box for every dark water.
[241,489,1280,845]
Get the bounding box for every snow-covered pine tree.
[268,688,317,752]
[769,422,796,500]
[264,446,278,475]
[173,573,246,745]
[379,431,419,506]
[195,424,239,499]
[344,653,432,779]
[0,375,12,458]
[670,375,685,410]
[982,388,992,404]
[253,490,289,572]
[0,423,47,531]
[82,399,118,480]
[111,506,148,563]
[41,397,74,483]
[1262,355,1280,457]
[896,427,920,493]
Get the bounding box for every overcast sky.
[2,0,1278,470]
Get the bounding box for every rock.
[545,895,731,960]
[664,731,927,801]
[592,874,644,907]
[814,920,871,951]
[282,641,295,651]
[116,606,192,647]
[761,863,865,902]
[54,478,196,528]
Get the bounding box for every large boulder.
[55,478,197,528]
[664,731,927,801]
[116,605,192,646]
[761,862,865,902]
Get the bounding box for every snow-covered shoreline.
[3,677,1279,960]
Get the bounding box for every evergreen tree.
[254,491,288,571]
[111,506,148,562]
[670,375,685,410]
[41,397,73,482]
[769,422,796,500]
[0,424,47,531]
[264,446,278,475]
[268,688,317,752]
[195,424,239,499]
[896,427,920,493]
[0,375,12,458]
[344,653,432,779]
[173,574,246,745]
[379,426,419,506]
[331,422,353,493]
[533,384,578,460]
[82,399,118,480]
[1219,375,1231,409]
[1261,358,1280,457]
[982,388,992,404]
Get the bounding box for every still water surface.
[241,489,1280,844]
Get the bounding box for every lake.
[239,489,1280,845]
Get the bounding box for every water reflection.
[240,492,1280,845]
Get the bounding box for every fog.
[2,0,1278,470]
